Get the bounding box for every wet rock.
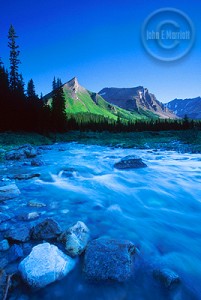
[0,258,9,269]
[114,155,147,170]
[0,184,20,202]
[59,168,76,178]
[0,269,7,299]
[5,144,37,160]
[0,239,10,251]
[5,225,31,243]
[59,221,90,257]
[0,223,11,232]
[153,268,180,289]
[31,218,61,240]
[27,201,46,208]
[8,244,24,262]
[31,158,44,166]
[17,212,40,221]
[0,212,13,224]
[19,243,76,288]
[24,146,37,158]
[83,239,136,282]
[8,173,40,180]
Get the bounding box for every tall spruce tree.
[27,79,37,99]
[8,25,20,92]
[51,77,66,132]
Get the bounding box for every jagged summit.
[99,86,176,119]
[63,77,79,91]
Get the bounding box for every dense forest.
[0,25,201,134]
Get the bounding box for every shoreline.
[0,130,201,158]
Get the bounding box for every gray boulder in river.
[59,221,90,257]
[5,144,37,160]
[19,243,76,288]
[83,238,136,282]
[114,155,147,169]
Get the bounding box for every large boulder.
[31,218,61,240]
[0,184,20,202]
[5,225,31,243]
[19,243,76,288]
[5,145,37,160]
[59,221,90,257]
[114,155,147,170]
[83,239,136,282]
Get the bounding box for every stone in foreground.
[31,218,61,240]
[83,239,136,282]
[59,221,89,257]
[153,268,180,289]
[5,225,31,243]
[114,155,147,170]
[19,243,76,288]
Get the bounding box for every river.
[1,142,201,299]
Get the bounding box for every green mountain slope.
[44,77,158,122]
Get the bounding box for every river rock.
[8,173,40,180]
[27,201,46,208]
[17,212,40,221]
[0,269,7,299]
[0,212,13,224]
[114,155,147,170]
[0,239,10,251]
[5,144,37,160]
[83,238,136,282]
[19,243,76,288]
[153,268,180,289]
[31,218,61,240]
[5,225,31,243]
[0,184,20,202]
[31,158,44,166]
[59,221,90,257]
[8,244,24,262]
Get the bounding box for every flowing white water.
[2,143,201,299]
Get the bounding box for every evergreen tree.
[51,77,66,132]
[8,25,20,92]
[27,79,37,99]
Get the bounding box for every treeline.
[0,25,201,134]
[66,113,201,132]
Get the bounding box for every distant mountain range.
[44,77,177,121]
[166,97,201,120]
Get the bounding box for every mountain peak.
[64,77,79,91]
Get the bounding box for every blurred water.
[3,143,201,300]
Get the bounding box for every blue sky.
[0,0,200,102]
